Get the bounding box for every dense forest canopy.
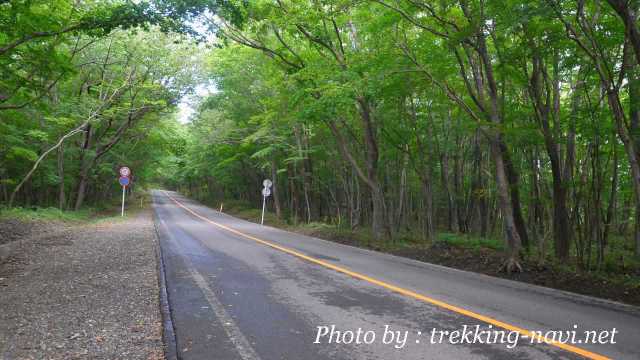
[2,0,640,275]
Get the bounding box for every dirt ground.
[0,217,53,246]
[0,210,164,360]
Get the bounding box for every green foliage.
[0,18,205,209]
[0,206,92,222]
[438,233,504,251]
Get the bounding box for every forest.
[2,0,640,280]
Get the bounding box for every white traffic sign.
[119,166,131,177]
[260,183,272,225]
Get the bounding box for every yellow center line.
[161,191,610,360]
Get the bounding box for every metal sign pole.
[261,195,266,225]
[118,166,131,217]
[260,179,272,225]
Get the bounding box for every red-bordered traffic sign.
[119,166,131,177]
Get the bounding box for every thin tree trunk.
[288,163,299,224]
[8,122,87,207]
[421,177,435,242]
[396,149,409,232]
[57,143,66,210]
[441,151,458,232]
[294,125,312,223]
[410,97,436,241]
[74,164,90,210]
[530,149,545,265]
[271,156,282,219]
[326,112,389,240]
[603,144,618,250]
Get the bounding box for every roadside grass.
[601,235,640,273]
[93,189,151,218]
[0,206,93,223]
[437,232,504,251]
[217,200,506,253]
[0,189,153,224]
[214,199,286,226]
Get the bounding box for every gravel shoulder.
[0,210,164,360]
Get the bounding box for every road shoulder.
[0,210,164,359]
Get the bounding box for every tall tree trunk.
[0,170,7,204]
[453,140,465,232]
[271,156,282,219]
[326,109,389,240]
[74,164,90,211]
[441,151,459,232]
[410,97,436,241]
[568,5,640,257]
[357,97,390,240]
[475,133,489,238]
[421,176,435,242]
[491,137,523,273]
[294,125,312,222]
[476,30,523,272]
[607,0,640,66]
[603,143,618,251]
[395,149,409,232]
[351,165,361,229]
[469,131,488,237]
[287,163,299,224]
[57,143,66,210]
[74,123,93,211]
[500,141,530,252]
[530,149,545,264]
[589,133,604,269]
[627,42,640,255]
[604,86,640,257]
[527,50,571,260]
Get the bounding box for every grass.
[0,206,94,222]
[0,189,154,224]
[217,200,506,253]
[212,199,286,226]
[437,232,504,251]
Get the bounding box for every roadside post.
[118,166,131,217]
[261,179,272,225]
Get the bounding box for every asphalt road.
[152,190,640,360]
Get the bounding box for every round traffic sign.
[119,176,130,186]
[263,179,272,188]
[262,187,271,197]
[119,166,131,177]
